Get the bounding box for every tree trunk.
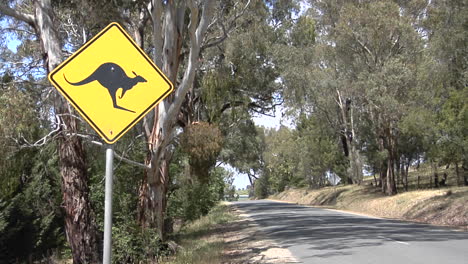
[463,162,468,186]
[404,159,410,191]
[137,0,215,240]
[455,162,460,186]
[430,161,437,188]
[58,123,99,264]
[337,90,363,184]
[385,153,397,195]
[138,155,170,240]
[378,137,386,191]
[380,165,387,192]
[384,127,397,195]
[395,157,400,186]
[373,167,378,187]
[35,1,99,262]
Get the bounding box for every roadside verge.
[161,202,299,264]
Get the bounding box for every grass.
[161,203,238,264]
[236,189,249,196]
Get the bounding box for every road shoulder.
[222,203,300,264]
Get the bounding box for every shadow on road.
[233,200,468,260]
[221,205,300,263]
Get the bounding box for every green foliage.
[0,75,64,262]
[437,89,468,165]
[223,170,238,201]
[263,126,298,192]
[254,174,269,199]
[112,224,167,263]
[295,115,347,186]
[291,15,315,47]
[200,0,297,124]
[0,83,42,198]
[86,133,167,261]
[168,164,229,224]
[262,115,347,191]
[0,198,35,262]
[220,119,265,178]
[181,122,223,183]
[0,144,64,262]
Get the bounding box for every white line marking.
[395,240,410,245]
[378,236,410,245]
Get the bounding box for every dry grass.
[161,203,238,264]
[271,185,468,229]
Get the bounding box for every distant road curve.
[233,200,468,264]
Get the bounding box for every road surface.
[233,200,468,264]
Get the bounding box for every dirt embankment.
[270,185,468,230]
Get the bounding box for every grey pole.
[103,145,114,264]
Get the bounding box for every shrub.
[254,175,269,199]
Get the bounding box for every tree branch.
[149,0,164,68]
[150,0,215,169]
[163,0,214,132]
[11,116,62,149]
[0,2,35,27]
[202,0,251,50]
[72,133,151,169]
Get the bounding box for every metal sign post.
[103,145,114,264]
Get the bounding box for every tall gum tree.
[0,0,99,263]
[137,0,223,238]
[333,1,423,195]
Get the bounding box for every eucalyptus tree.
[263,126,301,192]
[291,0,426,194]
[132,0,260,240]
[199,4,281,185]
[137,0,303,228]
[279,4,365,185]
[294,114,347,187]
[199,1,316,192]
[331,1,424,194]
[0,1,104,262]
[425,0,468,185]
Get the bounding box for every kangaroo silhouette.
[64,62,147,113]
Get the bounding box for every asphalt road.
[233,200,468,264]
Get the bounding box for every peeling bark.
[138,0,216,239]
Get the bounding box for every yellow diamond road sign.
[48,22,173,144]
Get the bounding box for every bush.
[0,145,64,263]
[254,175,269,199]
[112,224,169,263]
[180,122,223,183]
[168,167,227,224]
